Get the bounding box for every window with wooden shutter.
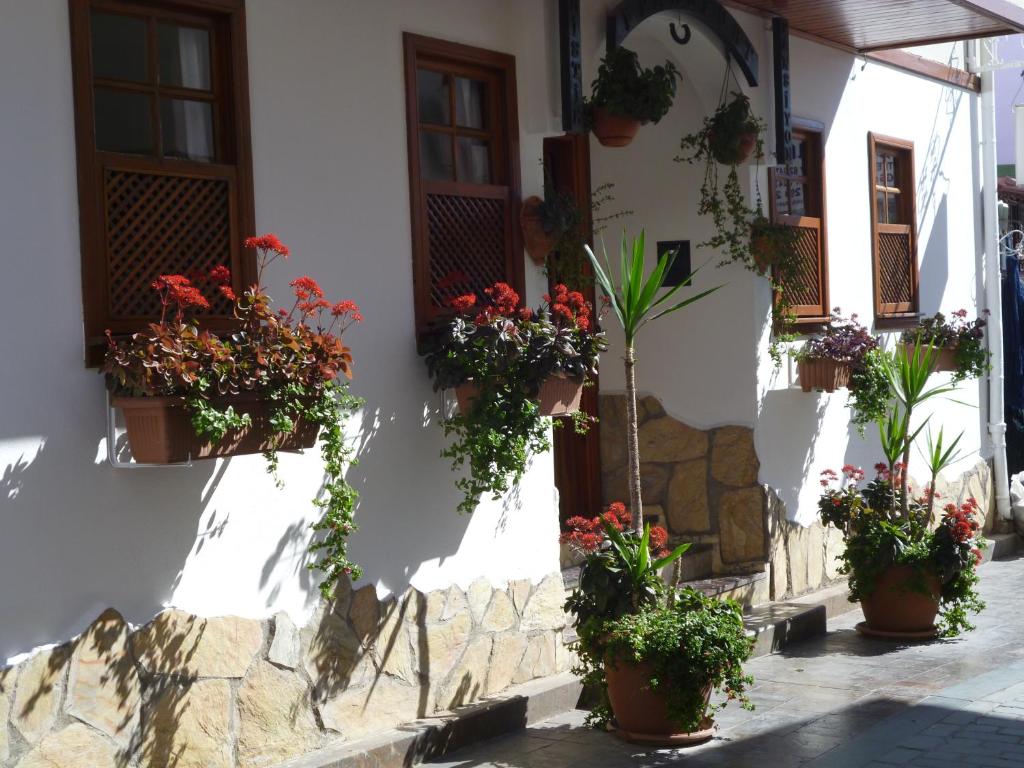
[769,128,829,325]
[403,34,524,336]
[868,133,919,323]
[69,0,255,365]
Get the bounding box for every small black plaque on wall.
[657,240,691,287]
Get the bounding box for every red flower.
[208,265,231,285]
[219,285,237,302]
[290,276,324,300]
[484,282,520,316]
[331,300,363,322]
[244,233,290,257]
[518,307,534,321]
[448,294,477,313]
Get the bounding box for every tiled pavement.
[429,553,1024,768]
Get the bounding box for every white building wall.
[0,0,989,661]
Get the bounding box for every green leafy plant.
[901,310,990,383]
[103,235,364,597]
[545,182,632,291]
[585,231,720,534]
[421,282,605,514]
[848,347,891,434]
[584,46,679,124]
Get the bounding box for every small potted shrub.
[900,310,989,382]
[704,92,763,166]
[421,281,605,514]
[520,189,581,266]
[795,310,877,392]
[562,504,752,744]
[585,46,680,147]
[104,234,365,596]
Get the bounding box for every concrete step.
[273,673,583,768]
[983,531,1022,562]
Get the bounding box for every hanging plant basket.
[708,129,758,165]
[797,358,851,393]
[454,375,584,417]
[520,196,558,265]
[592,108,641,148]
[113,393,318,464]
[898,343,957,373]
[605,657,714,746]
[857,565,941,639]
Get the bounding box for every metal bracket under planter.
[106,390,192,469]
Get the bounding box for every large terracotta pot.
[520,196,557,266]
[113,393,319,464]
[797,358,851,393]
[592,107,641,148]
[455,376,584,417]
[899,343,957,373]
[860,565,941,635]
[605,656,714,745]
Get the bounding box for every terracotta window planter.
[591,107,641,148]
[605,656,714,745]
[858,565,941,638]
[454,375,584,417]
[898,342,957,373]
[797,358,851,393]
[520,196,558,266]
[113,393,319,464]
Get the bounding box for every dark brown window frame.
[69,0,255,365]
[768,125,830,327]
[403,33,524,337]
[867,132,919,326]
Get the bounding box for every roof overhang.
[726,0,1024,53]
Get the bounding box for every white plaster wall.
[755,39,985,524]
[0,0,565,662]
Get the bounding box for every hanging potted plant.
[560,233,752,744]
[420,281,605,514]
[103,234,365,596]
[819,341,986,638]
[584,46,680,148]
[520,188,581,266]
[794,310,877,392]
[899,310,990,381]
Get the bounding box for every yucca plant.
[585,232,720,535]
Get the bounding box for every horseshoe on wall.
[669,21,691,45]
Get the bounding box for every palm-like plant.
[586,232,721,535]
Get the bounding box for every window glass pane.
[878,152,898,188]
[887,192,902,224]
[456,137,491,184]
[774,179,790,216]
[876,190,886,221]
[791,182,806,216]
[158,23,211,91]
[90,11,148,82]
[160,98,214,161]
[788,139,805,178]
[417,69,450,126]
[94,88,153,154]
[420,131,453,181]
[455,77,487,129]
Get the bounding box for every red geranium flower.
[244,233,290,257]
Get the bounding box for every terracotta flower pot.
[113,393,319,464]
[537,375,583,416]
[592,107,641,148]
[860,565,941,635]
[797,358,851,393]
[455,375,584,417]
[899,343,957,373]
[709,130,759,165]
[520,196,557,266]
[750,232,777,276]
[605,657,714,745]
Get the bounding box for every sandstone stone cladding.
[0,574,570,767]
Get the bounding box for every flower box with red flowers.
[103,235,363,464]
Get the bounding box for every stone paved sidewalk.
[428,553,1024,768]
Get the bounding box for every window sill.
[874,313,921,331]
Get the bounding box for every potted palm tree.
[560,233,753,744]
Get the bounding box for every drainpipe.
[972,40,1011,521]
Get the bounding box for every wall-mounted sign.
[559,0,584,134]
[773,16,794,164]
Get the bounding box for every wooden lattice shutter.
[875,226,915,315]
[777,215,827,319]
[404,34,524,335]
[868,133,918,322]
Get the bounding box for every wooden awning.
[729,0,1024,52]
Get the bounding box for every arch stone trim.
[606,0,759,87]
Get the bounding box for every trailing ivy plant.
[102,235,365,597]
[545,182,633,291]
[421,282,605,514]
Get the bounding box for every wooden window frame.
[69,0,255,365]
[768,126,830,327]
[403,33,524,337]
[867,132,919,326]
